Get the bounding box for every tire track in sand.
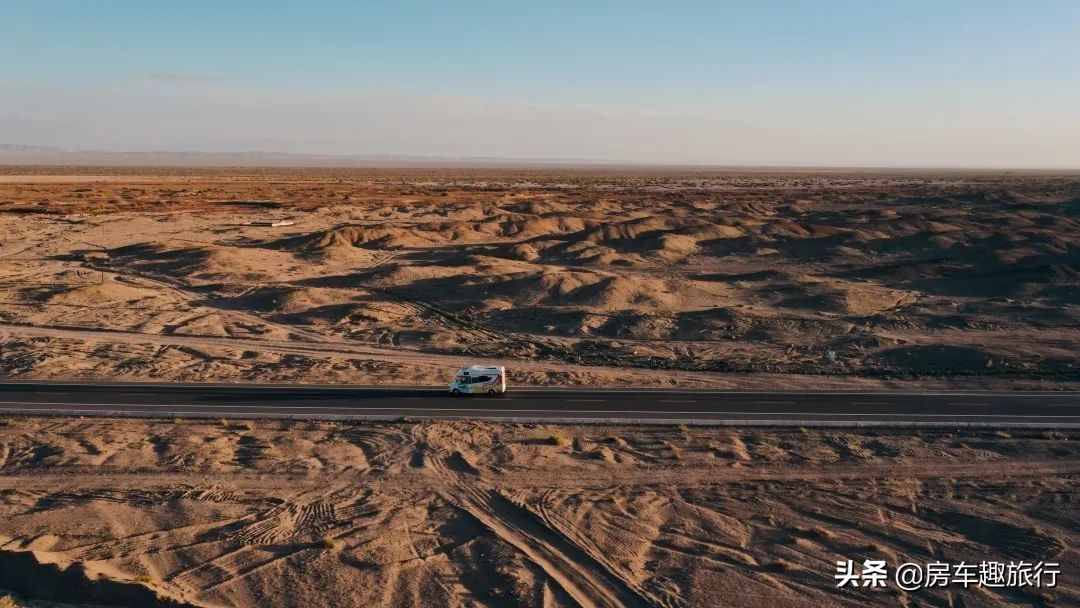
[415,428,660,608]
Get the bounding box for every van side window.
[476,376,491,382]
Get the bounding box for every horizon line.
[1,145,1079,173]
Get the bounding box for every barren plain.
[0,167,1078,388]
[1,168,1079,607]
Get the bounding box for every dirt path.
[414,426,659,608]
[4,458,1079,492]
[0,321,747,385]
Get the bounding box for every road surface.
[1,382,1079,427]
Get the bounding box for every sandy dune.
[1,416,1077,607]
[0,168,1078,388]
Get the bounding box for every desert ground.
[0,167,1078,388]
[0,168,1078,607]
[1,416,1077,607]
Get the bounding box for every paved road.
[1,381,1079,427]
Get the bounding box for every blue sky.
[3,1,1079,166]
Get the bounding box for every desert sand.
[0,167,1078,388]
[0,416,1077,607]
[1,168,1078,607]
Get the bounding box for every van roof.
[459,365,503,373]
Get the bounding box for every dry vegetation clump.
[550,433,572,448]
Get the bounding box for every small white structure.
[247,219,296,227]
[448,365,507,396]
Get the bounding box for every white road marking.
[1,401,1080,418]
[660,399,698,404]
[2,381,1077,398]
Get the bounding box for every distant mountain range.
[6,144,1067,171]
[0,144,631,168]
[0,144,66,153]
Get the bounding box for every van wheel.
[451,389,462,397]
[488,389,498,397]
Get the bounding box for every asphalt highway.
[1,381,1079,427]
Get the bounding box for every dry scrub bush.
[551,430,574,447]
[523,426,573,447]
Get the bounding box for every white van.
[448,365,507,396]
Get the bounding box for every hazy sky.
[4,1,1079,167]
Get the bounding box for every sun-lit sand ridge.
[0,168,1077,388]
